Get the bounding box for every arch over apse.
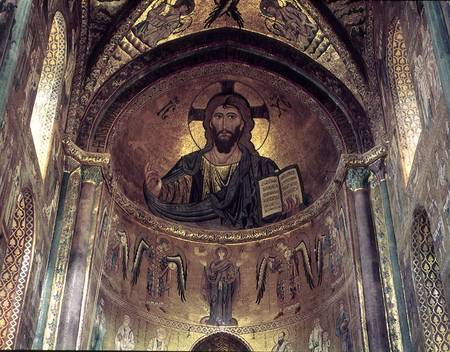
[77,28,373,154]
[190,332,252,352]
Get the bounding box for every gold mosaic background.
[110,63,341,227]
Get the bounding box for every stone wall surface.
[373,2,450,350]
[0,0,80,347]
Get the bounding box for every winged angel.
[132,0,195,48]
[256,239,322,319]
[107,230,129,280]
[131,238,187,312]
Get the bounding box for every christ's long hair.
[203,93,257,154]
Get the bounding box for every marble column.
[32,158,82,350]
[32,170,74,350]
[369,159,412,351]
[0,0,33,128]
[346,167,389,351]
[56,165,103,350]
[423,1,450,116]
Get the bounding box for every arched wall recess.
[29,11,67,179]
[411,207,450,351]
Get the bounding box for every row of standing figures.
[90,300,352,351]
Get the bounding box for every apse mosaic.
[6,1,449,351]
[109,63,341,231]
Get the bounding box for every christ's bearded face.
[210,104,244,153]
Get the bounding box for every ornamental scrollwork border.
[62,138,110,167]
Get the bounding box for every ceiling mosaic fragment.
[84,0,367,105]
[87,0,130,58]
[323,0,367,53]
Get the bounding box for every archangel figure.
[256,239,315,319]
[107,230,129,280]
[131,238,187,311]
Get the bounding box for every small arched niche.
[411,207,450,351]
[191,332,252,352]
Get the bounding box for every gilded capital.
[81,165,103,185]
[346,167,370,191]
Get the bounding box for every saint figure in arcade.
[144,88,302,229]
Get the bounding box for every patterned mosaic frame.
[0,191,34,350]
[29,11,67,178]
[386,19,422,184]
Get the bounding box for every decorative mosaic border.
[386,19,422,182]
[0,190,34,350]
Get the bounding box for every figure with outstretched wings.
[256,239,314,319]
[204,0,244,28]
[107,230,129,280]
[131,238,187,311]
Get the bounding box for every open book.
[257,165,303,219]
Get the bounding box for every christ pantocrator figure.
[144,92,300,229]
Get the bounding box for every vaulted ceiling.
[68,0,381,148]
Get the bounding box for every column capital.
[81,165,103,185]
[368,158,386,183]
[346,167,370,191]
